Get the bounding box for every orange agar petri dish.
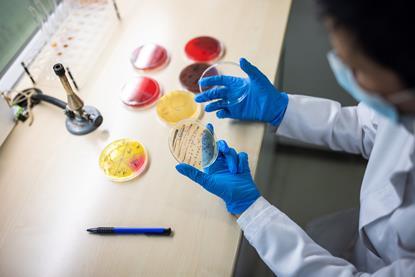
[156,90,201,125]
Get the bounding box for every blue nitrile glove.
[176,125,260,215]
[196,58,289,126]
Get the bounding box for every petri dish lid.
[169,119,218,169]
[120,76,161,108]
[184,36,224,62]
[156,90,201,125]
[130,43,169,71]
[179,63,219,93]
[99,138,148,182]
[199,61,250,106]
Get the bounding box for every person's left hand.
[196,58,288,125]
[176,124,260,215]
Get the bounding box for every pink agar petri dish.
[120,76,161,108]
[130,43,169,71]
[184,36,224,62]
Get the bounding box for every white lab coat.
[237,95,415,276]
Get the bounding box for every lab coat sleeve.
[277,95,378,158]
[237,197,415,277]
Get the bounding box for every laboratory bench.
[0,0,292,276]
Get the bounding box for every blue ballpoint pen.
[87,227,172,236]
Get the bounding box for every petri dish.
[156,90,201,125]
[130,43,169,71]
[179,63,219,93]
[120,76,161,108]
[199,61,250,106]
[99,139,148,182]
[169,119,218,169]
[184,36,224,62]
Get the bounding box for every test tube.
[111,0,121,20]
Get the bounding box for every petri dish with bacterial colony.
[179,63,219,93]
[120,76,161,108]
[156,90,201,125]
[169,119,218,169]
[130,43,169,71]
[184,36,224,63]
[199,61,250,106]
[99,139,148,182]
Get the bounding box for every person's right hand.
[176,137,260,216]
[196,58,289,126]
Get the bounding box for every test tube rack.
[26,0,118,89]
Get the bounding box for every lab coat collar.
[359,172,407,229]
[359,120,414,229]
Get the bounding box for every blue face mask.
[327,50,399,122]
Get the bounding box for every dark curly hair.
[316,0,415,88]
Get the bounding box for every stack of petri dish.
[121,43,170,109]
[179,36,225,94]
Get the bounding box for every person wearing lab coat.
[176,0,415,276]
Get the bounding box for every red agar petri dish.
[179,63,218,93]
[184,36,223,62]
[120,76,161,108]
[130,43,169,71]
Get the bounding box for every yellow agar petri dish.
[99,138,148,182]
[156,90,201,125]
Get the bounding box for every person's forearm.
[277,94,376,158]
[237,197,359,276]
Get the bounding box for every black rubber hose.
[32,93,67,110]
